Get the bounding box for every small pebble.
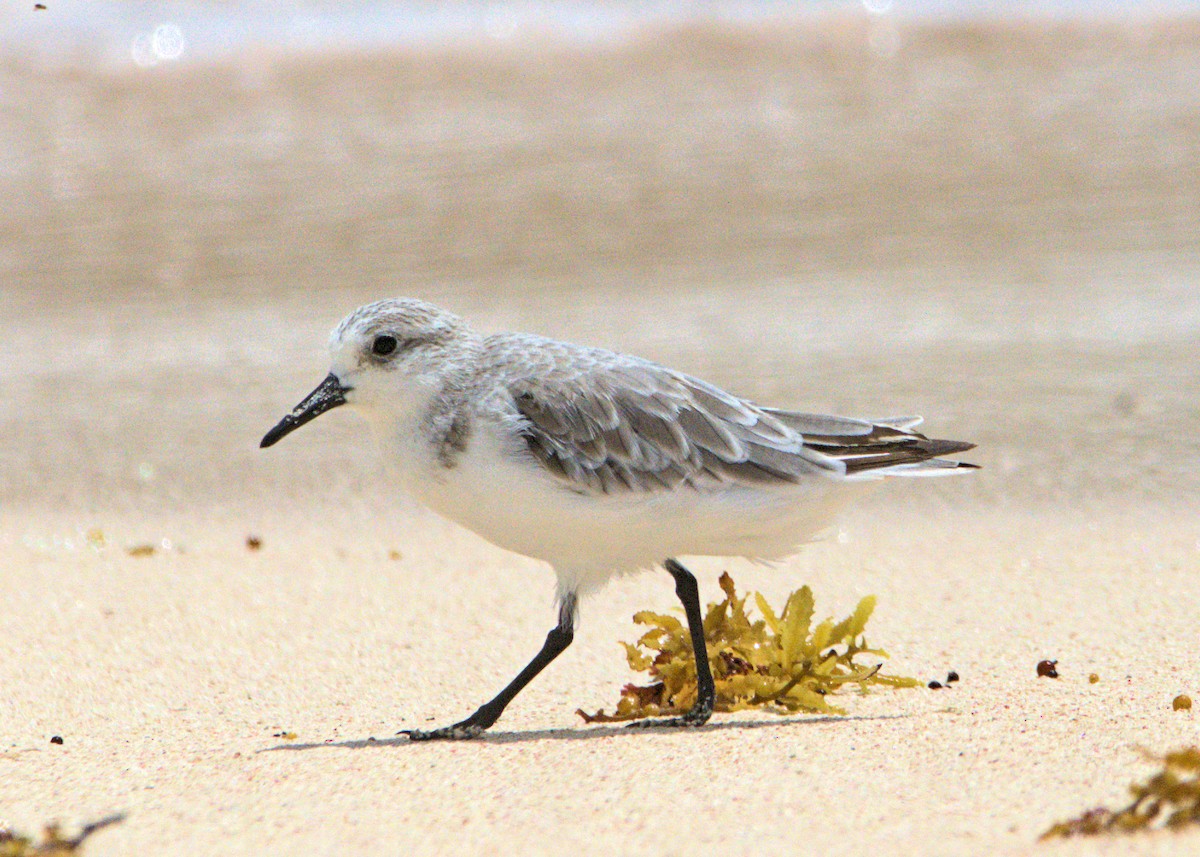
[1089,673,1099,684]
[246,535,262,551]
[50,735,63,745]
[928,680,943,690]
[1037,659,1059,678]
[1173,694,1192,711]
[946,671,960,683]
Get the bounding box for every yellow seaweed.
[578,572,919,723]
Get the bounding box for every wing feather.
[505,353,842,495]
[487,334,974,495]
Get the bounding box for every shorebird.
[261,298,976,739]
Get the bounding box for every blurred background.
[2,0,1199,525]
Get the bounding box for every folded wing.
[503,350,975,495]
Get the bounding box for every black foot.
[399,609,577,743]
[626,701,713,730]
[400,722,487,742]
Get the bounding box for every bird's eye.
[372,335,398,357]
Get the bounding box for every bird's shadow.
[258,711,913,753]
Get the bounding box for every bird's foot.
[400,722,487,742]
[626,701,713,730]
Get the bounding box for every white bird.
[261,298,976,740]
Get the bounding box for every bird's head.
[260,298,476,448]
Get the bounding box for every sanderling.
[261,298,977,740]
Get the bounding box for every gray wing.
[486,346,935,497]
[486,335,975,495]
[511,364,840,494]
[509,360,840,495]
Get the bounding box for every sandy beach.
[3,7,1200,855]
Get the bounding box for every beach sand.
[3,12,1200,856]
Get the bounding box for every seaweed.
[578,572,919,723]
[0,815,125,856]
[1042,747,1200,839]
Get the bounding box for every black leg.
[403,594,577,741]
[628,558,715,729]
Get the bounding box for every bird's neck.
[372,338,482,483]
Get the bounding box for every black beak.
[260,373,350,448]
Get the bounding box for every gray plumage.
[469,333,976,497]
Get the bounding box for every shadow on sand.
[258,711,914,752]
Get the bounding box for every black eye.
[372,335,398,356]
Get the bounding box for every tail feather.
[801,429,975,478]
[760,407,976,480]
[872,415,925,432]
[846,457,979,480]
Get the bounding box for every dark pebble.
[1037,659,1059,678]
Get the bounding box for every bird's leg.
[628,558,716,729]
[403,594,577,741]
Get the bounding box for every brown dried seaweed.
[0,815,125,856]
[1042,747,1200,839]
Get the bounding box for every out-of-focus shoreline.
[6,2,1200,71]
[5,15,1200,308]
